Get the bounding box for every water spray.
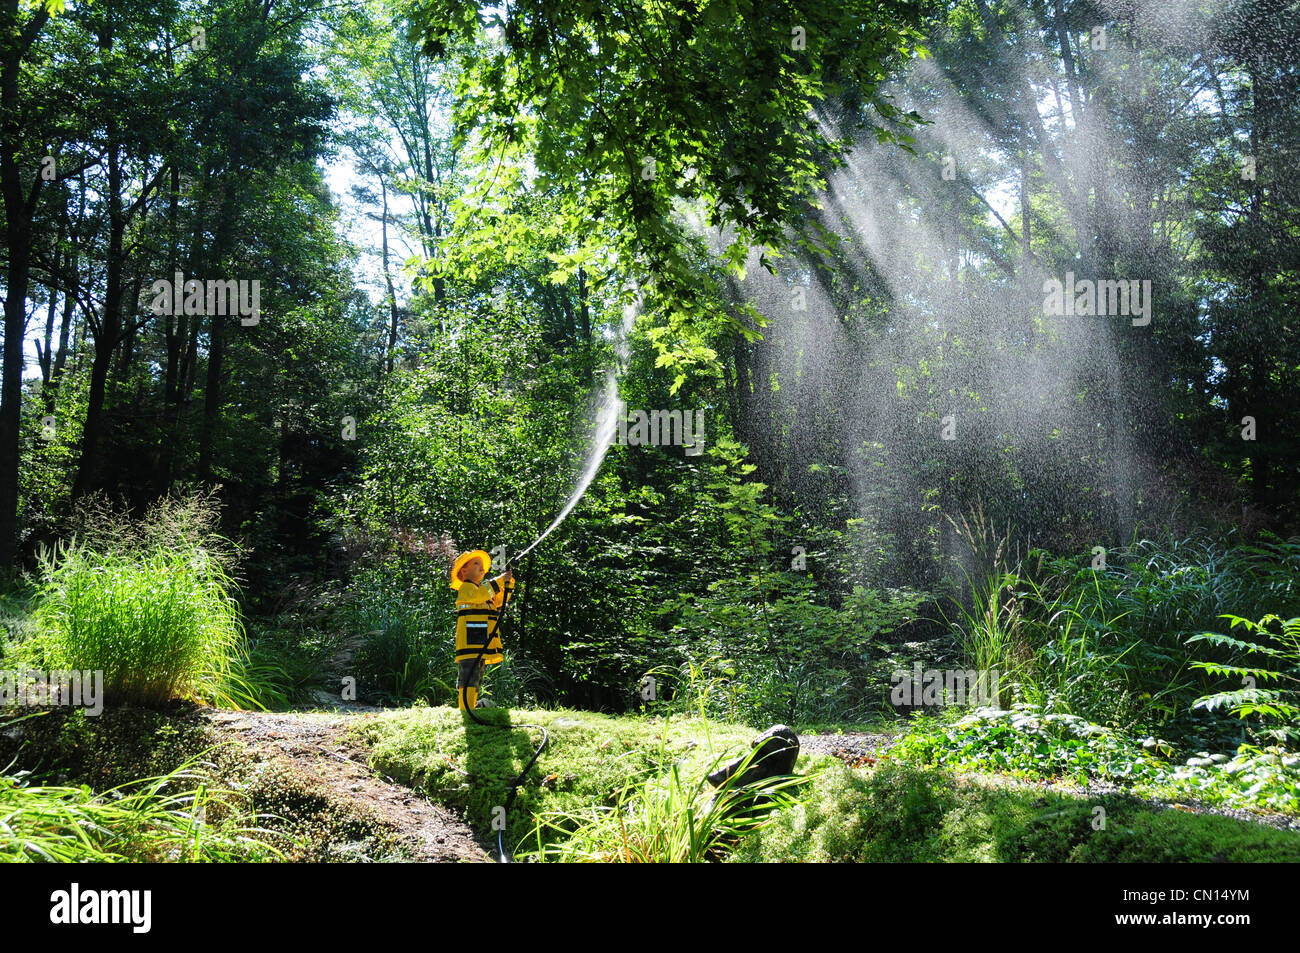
[511,368,622,565]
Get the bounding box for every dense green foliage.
[881,529,1300,815]
[1190,614,1300,743]
[942,531,1300,734]
[0,725,282,864]
[27,543,242,705]
[893,706,1300,813]
[4,0,1297,716]
[407,0,928,378]
[522,745,815,863]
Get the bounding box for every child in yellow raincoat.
[450,550,515,710]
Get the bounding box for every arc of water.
[510,291,638,564]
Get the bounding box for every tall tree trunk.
[169,171,211,475]
[117,271,142,378]
[37,288,56,385]
[1020,153,1035,351]
[382,178,400,376]
[197,156,245,483]
[45,281,74,416]
[35,197,67,391]
[558,284,575,340]
[1052,1,1083,124]
[163,164,182,407]
[0,0,51,566]
[197,201,242,483]
[73,134,126,499]
[198,304,226,483]
[1245,60,1274,508]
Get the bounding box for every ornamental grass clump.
[26,492,247,708]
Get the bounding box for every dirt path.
[203,709,491,863]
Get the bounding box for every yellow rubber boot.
[459,685,478,711]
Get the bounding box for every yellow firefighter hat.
[450,550,492,590]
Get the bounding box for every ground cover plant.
[351,706,760,844]
[730,761,1300,863]
[518,738,817,862]
[0,755,282,863]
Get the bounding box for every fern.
[1188,615,1300,742]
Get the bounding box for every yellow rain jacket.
[454,576,516,665]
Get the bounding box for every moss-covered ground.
[729,761,1300,862]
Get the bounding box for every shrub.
[945,533,1300,736]
[656,579,930,728]
[892,704,1300,813]
[1024,535,1300,728]
[347,562,456,705]
[729,762,956,862]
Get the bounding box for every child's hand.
[503,569,515,583]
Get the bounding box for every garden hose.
[461,552,548,863]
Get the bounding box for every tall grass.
[350,569,454,705]
[0,755,282,862]
[1023,534,1300,727]
[238,620,341,709]
[944,510,1300,735]
[29,543,245,707]
[521,743,816,862]
[949,570,1030,694]
[1012,575,1150,724]
[0,582,33,650]
[20,492,259,709]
